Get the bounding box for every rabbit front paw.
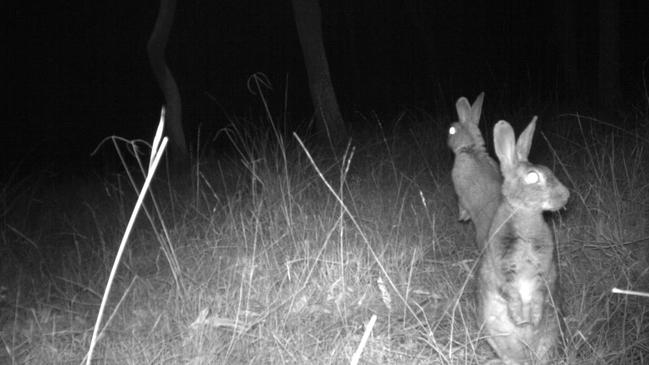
[500,286,526,325]
[530,292,545,326]
[458,204,471,221]
[507,299,526,325]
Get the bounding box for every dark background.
[4,0,649,170]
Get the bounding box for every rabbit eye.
[524,171,540,184]
[449,126,457,135]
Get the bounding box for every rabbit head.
[448,92,487,152]
[493,117,569,212]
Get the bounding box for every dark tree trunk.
[291,0,347,144]
[597,0,621,107]
[148,0,188,162]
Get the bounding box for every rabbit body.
[479,205,561,364]
[448,92,502,245]
[478,118,569,365]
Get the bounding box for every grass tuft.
[1,103,648,364]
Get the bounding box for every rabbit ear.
[456,97,471,124]
[494,120,517,170]
[469,92,485,125]
[515,116,538,161]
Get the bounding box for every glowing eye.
[449,126,456,135]
[524,171,539,184]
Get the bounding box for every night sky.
[4,0,649,171]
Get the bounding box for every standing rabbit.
[478,118,569,364]
[448,92,502,245]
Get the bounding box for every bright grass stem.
[84,108,169,365]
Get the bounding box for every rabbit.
[478,117,569,365]
[448,92,502,245]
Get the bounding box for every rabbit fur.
[448,92,502,245]
[478,118,569,365]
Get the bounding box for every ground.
[1,108,648,364]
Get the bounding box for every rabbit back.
[451,150,501,244]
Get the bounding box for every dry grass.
[0,106,648,364]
